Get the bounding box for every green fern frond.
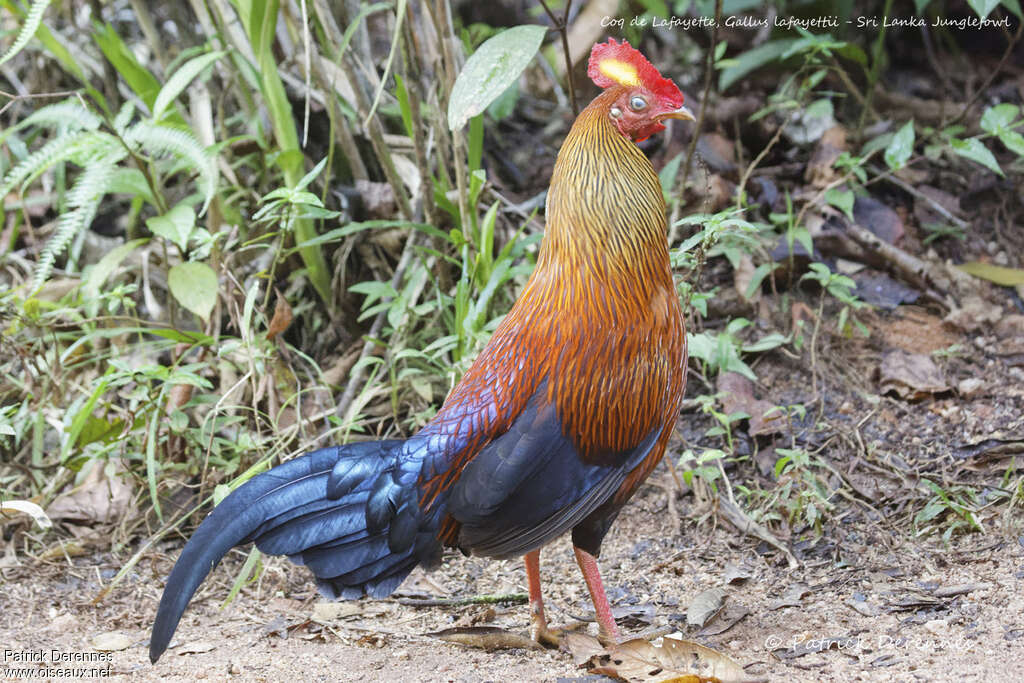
[0,0,52,69]
[32,159,118,289]
[113,101,136,135]
[0,130,110,201]
[0,98,101,147]
[127,121,217,214]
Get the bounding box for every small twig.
[537,0,578,116]
[0,89,89,121]
[397,592,528,608]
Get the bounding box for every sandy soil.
[2,465,1022,682]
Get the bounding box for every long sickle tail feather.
[149,441,441,663]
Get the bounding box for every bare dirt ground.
[2,454,1022,682]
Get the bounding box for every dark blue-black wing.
[446,383,658,558]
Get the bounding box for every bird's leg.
[573,545,621,644]
[524,549,561,647]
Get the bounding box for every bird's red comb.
[587,39,683,108]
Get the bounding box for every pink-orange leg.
[524,550,561,646]
[573,545,621,643]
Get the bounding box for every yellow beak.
[660,105,695,122]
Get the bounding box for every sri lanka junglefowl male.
[150,38,692,662]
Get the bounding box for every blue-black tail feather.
[149,441,441,663]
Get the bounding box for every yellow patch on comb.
[598,58,640,87]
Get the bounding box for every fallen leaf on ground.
[46,460,134,525]
[944,295,1004,332]
[312,601,361,621]
[878,350,949,400]
[722,563,753,585]
[697,603,750,637]
[717,373,780,436]
[687,586,727,628]
[92,632,132,651]
[429,626,542,651]
[806,125,847,187]
[956,262,1024,287]
[854,271,919,309]
[854,196,904,244]
[768,583,811,610]
[572,633,757,682]
[0,500,53,529]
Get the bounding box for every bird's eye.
[629,96,648,111]
[610,106,622,119]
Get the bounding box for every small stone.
[958,378,984,399]
[995,314,1024,338]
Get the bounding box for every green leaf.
[967,0,1000,18]
[168,261,218,321]
[955,262,1024,286]
[0,0,51,68]
[83,238,148,300]
[884,120,914,170]
[980,103,1020,135]
[152,50,225,121]
[486,82,519,121]
[1002,0,1023,19]
[824,187,854,221]
[949,137,1003,176]
[718,39,798,92]
[997,130,1024,157]
[92,22,161,111]
[742,333,788,353]
[660,152,683,201]
[147,204,197,253]
[448,24,547,131]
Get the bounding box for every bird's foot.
[530,622,565,648]
[531,620,593,648]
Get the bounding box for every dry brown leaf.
[38,540,89,561]
[92,632,132,652]
[878,350,949,400]
[768,582,811,610]
[429,626,542,651]
[721,563,753,585]
[687,586,727,628]
[696,604,750,638]
[588,636,755,683]
[46,461,134,525]
[355,179,396,218]
[717,373,779,436]
[267,292,294,340]
[564,631,608,666]
[805,125,847,187]
[944,295,1004,332]
[311,601,362,621]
